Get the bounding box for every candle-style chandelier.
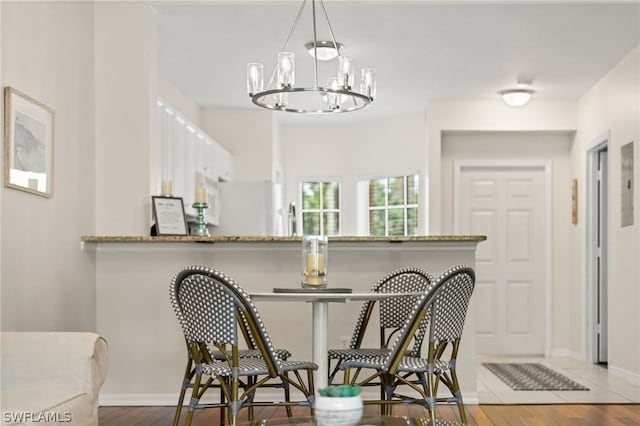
[246,0,376,114]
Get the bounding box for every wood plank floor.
[99,403,640,425]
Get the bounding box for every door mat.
[483,363,589,391]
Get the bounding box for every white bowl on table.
[314,395,363,426]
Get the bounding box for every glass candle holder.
[326,77,340,110]
[337,55,354,89]
[360,68,376,99]
[301,235,328,289]
[277,52,295,88]
[247,63,264,94]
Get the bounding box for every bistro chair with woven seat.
[339,265,475,424]
[171,296,292,426]
[171,327,292,426]
[170,265,317,425]
[327,267,434,385]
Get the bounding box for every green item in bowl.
[318,384,361,397]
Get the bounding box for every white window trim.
[298,178,342,236]
[367,175,419,237]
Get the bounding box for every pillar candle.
[161,180,173,196]
[305,253,325,285]
[196,185,207,204]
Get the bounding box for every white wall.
[572,46,640,378]
[94,2,158,235]
[1,2,96,331]
[200,109,276,182]
[158,77,201,128]
[280,112,427,235]
[427,100,577,234]
[441,131,573,354]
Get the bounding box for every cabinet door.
[211,142,233,182]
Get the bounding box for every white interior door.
[457,164,547,355]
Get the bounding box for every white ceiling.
[155,1,640,124]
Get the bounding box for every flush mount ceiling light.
[499,88,535,107]
[246,0,375,114]
[305,40,343,61]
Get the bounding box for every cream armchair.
[1,332,108,426]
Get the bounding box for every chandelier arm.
[251,87,371,114]
[319,0,341,59]
[311,0,319,87]
[266,0,308,90]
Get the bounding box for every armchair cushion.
[1,332,108,426]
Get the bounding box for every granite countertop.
[81,235,486,243]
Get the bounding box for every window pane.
[323,212,339,236]
[407,207,418,235]
[388,176,405,206]
[302,182,320,209]
[303,212,320,235]
[388,208,405,236]
[369,210,385,236]
[407,175,419,205]
[323,182,339,209]
[369,179,386,207]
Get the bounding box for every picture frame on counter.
[3,86,55,197]
[152,196,188,236]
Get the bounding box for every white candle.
[196,185,207,204]
[161,180,173,196]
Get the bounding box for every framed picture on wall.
[152,196,188,236]
[3,87,55,197]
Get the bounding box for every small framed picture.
[152,196,188,236]
[4,87,55,197]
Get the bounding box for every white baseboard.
[608,365,640,385]
[550,349,583,360]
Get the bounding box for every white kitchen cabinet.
[156,98,233,226]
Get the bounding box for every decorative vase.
[314,394,363,426]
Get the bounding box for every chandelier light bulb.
[337,55,354,89]
[277,52,295,88]
[246,63,264,94]
[360,68,376,99]
[275,91,288,108]
[326,77,340,110]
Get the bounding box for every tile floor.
[477,355,640,404]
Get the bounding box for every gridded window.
[301,181,340,235]
[369,175,419,236]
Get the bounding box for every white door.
[457,164,547,355]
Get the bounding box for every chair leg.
[424,370,437,422]
[449,367,467,424]
[173,358,193,426]
[185,372,203,426]
[279,372,293,417]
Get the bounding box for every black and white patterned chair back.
[348,268,433,351]
[379,268,434,357]
[170,265,284,374]
[382,265,475,371]
[429,265,475,343]
[171,266,240,345]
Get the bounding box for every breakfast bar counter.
[83,235,485,405]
